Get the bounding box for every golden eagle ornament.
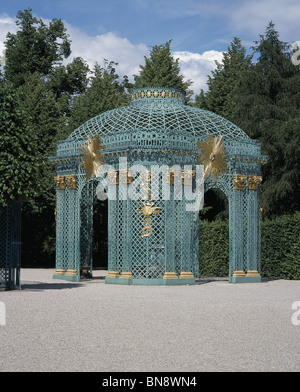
[79,135,105,182]
[197,134,228,182]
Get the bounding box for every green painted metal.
[105,277,196,286]
[50,86,267,284]
[0,201,21,290]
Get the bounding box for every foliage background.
[199,213,300,279]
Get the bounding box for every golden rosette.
[197,134,228,182]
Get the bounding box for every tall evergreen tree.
[194,37,252,119]
[231,22,298,138]
[231,22,300,216]
[193,38,252,220]
[133,40,193,101]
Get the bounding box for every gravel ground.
[0,268,299,372]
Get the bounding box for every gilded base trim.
[120,271,133,279]
[106,270,119,278]
[232,270,246,277]
[179,271,195,279]
[163,272,178,279]
[65,269,77,276]
[246,270,260,277]
[54,269,65,275]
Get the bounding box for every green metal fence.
[0,201,21,289]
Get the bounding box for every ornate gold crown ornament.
[79,135,105,182]
[197,134,228,182]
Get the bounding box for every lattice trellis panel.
[0,202,21,289]
[79,182,94,270]
[0,207,9,287]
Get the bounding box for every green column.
[229,175,247,282]
[245,176,262,282]
[53,176,66,278]
[64,175,80,281]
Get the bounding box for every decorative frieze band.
[131,88,184,101]
[106,169,195,185]
[165,169,195,185]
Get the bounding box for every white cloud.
[173,50,224,95]
[0,14,17,60]
[0,15,222,96]
[66,24,223,96]
[64,23,149,79]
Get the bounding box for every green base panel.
[229,276,261,283]
[105,277,195,285]
[53,274,80,282]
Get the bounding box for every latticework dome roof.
[68,86,249,142]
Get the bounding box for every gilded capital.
[165,169,181,184]
[65,175,77,189]
[234,175,247,190]
[54,176,66,190]
[108,170,119,185]
[119,169,133,184]
[182,170,195,185]
[248,176,262,190]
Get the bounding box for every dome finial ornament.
[197,134,228,182]
[79,135,105,182]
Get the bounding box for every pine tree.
[133,40,193,101]
[48,57,90,99]
[231,22,300,216]
[231,22,297,138]
[194,37,252,119]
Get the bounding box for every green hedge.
[261,213,300,279]
[199,220,229,277]
[198,212,300,279]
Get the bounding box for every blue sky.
[1,0,299,96]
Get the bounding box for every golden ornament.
[79,135,105,182]
[137,200,161,238]
[197,134,228,182]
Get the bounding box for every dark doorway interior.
[93,199,108,268]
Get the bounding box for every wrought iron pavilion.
[50,86,267,284]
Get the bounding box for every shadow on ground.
[195,277,228,285]
[20,282,85,291]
